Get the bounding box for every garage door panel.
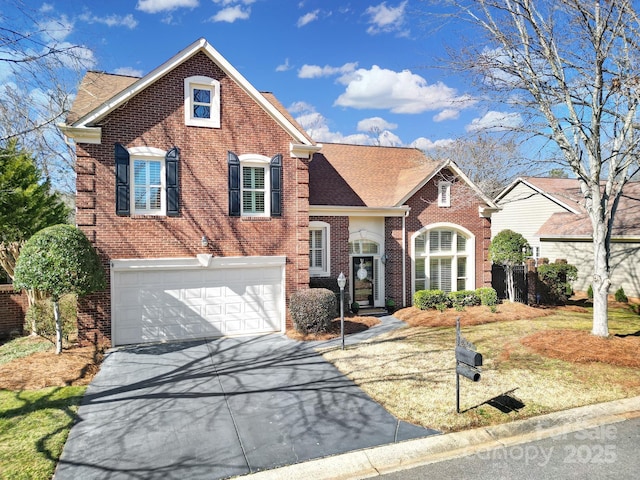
[112,263,283,345]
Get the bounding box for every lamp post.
[337,272,346,350]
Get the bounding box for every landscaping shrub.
[449,290,480,309]
[615,287,628,303]
[310,276,350,310]
[289,288,337,334]
[476,287,498,306]
[414,290,450,310]
[25,294,77,342]
[537,262,578,305]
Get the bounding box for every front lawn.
[0,337,102,479]
[0,387,86,479]
[321,301,640,432]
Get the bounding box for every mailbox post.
[455,317,482,413]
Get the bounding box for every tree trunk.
[53,300,62,354]
[591,225,610,337]
[505,265,515,302]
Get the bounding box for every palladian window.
[414,229,469,293]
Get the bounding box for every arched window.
[413,227,473,293]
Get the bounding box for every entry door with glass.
[353,256,374,306]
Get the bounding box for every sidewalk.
[240,395,640,480]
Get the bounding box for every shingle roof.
[67,71,139,124]
[309,143,441,207]
[521,177,585,213]
[261,92,315,145]
[536,181,640,238]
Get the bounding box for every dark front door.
[353,256,374,306]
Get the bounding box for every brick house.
[59,38,497,347]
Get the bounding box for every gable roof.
[495,176,584,214]
[536,181,640,238]
[60,38,317,155]
[67,71,138,124]
[309,143,498,210]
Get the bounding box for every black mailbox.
[456,363,481,382]
[455,346,483,367]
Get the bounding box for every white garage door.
[111,256,285,346]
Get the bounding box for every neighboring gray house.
[492,177,640,298]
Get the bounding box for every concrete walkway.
[55,317,436,480]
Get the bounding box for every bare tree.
[443,0,640,337]
[429,133,530,198]
[0,1,93,191]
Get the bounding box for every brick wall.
[76,52,309,345]
[0,285,27,339]
[384,217,405,306]
[403,169,492,303]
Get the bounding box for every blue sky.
[8,0,522,150]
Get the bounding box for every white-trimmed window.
[438,181,451,207]
[129,147,167,216]
[184,76,220,128]
[414,228,471,293]
[309,221,330,277]
[240,154,270,217]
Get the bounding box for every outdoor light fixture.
[201,235,209,247]
[337,272,346,350]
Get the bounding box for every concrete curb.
[238,396,640,480]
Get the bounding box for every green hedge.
[449,290,481,308]
[414,290,450,310]
[476,287,498,306]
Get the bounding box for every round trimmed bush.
[289,288,337,334]
[414,290,450,310]
[476,287,498,307]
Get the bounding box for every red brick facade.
[311,170,492,309]
[403,170,492,302]
[75,52,309,345]
[0,285,28,339]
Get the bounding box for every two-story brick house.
[60,38,497,347]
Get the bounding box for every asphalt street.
[379,415,640,480]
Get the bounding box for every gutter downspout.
[402,211,408,307]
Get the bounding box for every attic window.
[438,181,451,207]
[184,76,220,128]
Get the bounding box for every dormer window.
[184,76,220,128]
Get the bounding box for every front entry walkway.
[55,330,437,479]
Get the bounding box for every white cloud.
[298,62,357,79]
[297,9,320,27]
[55,42,97,69]
[276,58,292,72]
[114,67,144,77]
[377,130,402,146]
[210,6,251,22]
[292,102,381,145]
[334,65,476,115]
[410,137,455,151]
[365,1,408,35]
[433,109,460,122]
[357,116,397,132]
[136,0,199,14]
[39,14,74,42]
[466,110,523,132]
[78,12,138,29]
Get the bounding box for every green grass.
[322,305,640,432]
[0,386,86,479]
[0,336,52,366]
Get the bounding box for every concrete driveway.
[55,331,437,479]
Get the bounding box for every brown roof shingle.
[536,181,640,238]
[309,143,441,207]
[67,71,139,124]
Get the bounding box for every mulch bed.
[394,302,552,328]
[286,315,381,341]
[521,329,640,368]
[0,345,103,391]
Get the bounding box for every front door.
[353,256,374,307]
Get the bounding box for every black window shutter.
[228,151,241,216]
[270,154,282,217]
[114,143,130,216]
[165,147,180,216]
